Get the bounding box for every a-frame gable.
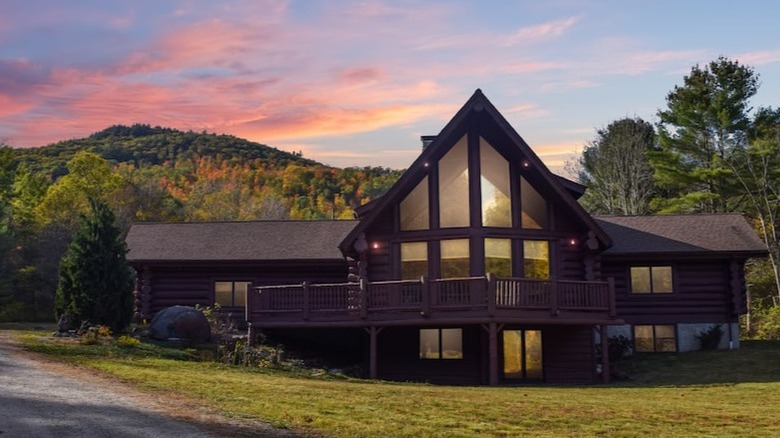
[339,89,611,256]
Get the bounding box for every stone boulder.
[148,306,211,344]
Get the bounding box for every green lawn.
[12,328,780,437]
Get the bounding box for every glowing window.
[400,177,428,230]
[419,328,463,359]
[439,136,470,228]
[523,240,549,279]
[634,325,677,352]
[480,138,511,227]
[441,239,470,278]
[485,238,512,277]
[630,266,673,294]
[521,177,548,229]
[214,281,250,307]
[401,242,428,280]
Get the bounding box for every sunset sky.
[2,0,780,174]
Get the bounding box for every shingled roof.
[126,220,358,262]
[596,214,768,256]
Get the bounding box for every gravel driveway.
[0,330,293,437]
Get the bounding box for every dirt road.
[0,330,293,437]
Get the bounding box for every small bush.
[117,335,141,348]
[696,324,724,350]
[607,335,633,361]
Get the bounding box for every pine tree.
[55,198,133,332]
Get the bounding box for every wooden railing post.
[607,277,616,318]
[302,281,310,320]
[550,279,558,316]
[360,277,368,319]
[486,273,496,316]
[421,275,429,316]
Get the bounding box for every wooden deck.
[246,275,617,328]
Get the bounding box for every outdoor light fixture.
[423,162,429,168]
[522,160,530,168]
[372,242,380,249]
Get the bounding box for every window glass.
[633,325,654,352]
[654,325,677,352]
[652,266,673,293]
[523,240,549,279]
[630,267,652,293]
[441,328,463,359]
[631,266,673,294]
[439,136,470,228]
[419,329,440,359]
[480,138,511,227]
[485,238,512,277]
[234,282,250,307]
[400,176,429,230]
[521,177,548,229]
[634,325,677,353]
[441,239,470,278]
[214,281,234,306]
[401,242,428,280]
[502,330,522,378]
[524,330,543,379]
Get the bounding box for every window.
[630,266,673,293]
[485,238,512,277]
[214,281,250,307]
[441,239,470,278]
[521,177,548,229]
[503,329,543,379]
[400,176,428,230]
[419,328,463,359]
[480,138,511,227]
[401,242,428,280]
[523,240,549,279]
[634,325,677,352]
[439,135,470,228]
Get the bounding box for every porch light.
[522,160,530,168]
[372,242,381,250]
[568,238,577,246]
[423,162,429,168]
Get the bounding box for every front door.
[502,329,543,380]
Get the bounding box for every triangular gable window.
[439,135,470,228]
[480,138,511,227]
[400,176,429,230]
[521,177,548,229]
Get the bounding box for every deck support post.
[607,277,616,319]
[366,326,383,380]
[600,324,610,383]
[489,322,498,386]
[302,281,310,321]
[486,273,496,316]
[247,323,256,346]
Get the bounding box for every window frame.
[419,328,463,360]
[213,280,251,307]
[629,265,674,294]
[633,324,677,353]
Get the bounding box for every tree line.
[574,56,780,338]
[0,128,402,322]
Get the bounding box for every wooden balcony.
[246,275,617,328]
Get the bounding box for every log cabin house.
[126,90,767,385]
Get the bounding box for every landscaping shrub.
[696,324,724,350]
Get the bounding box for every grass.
[11,327,780,437]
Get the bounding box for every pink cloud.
[504,16,581,46]
[734,50,780,66]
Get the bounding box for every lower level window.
[634,325,676,352]
[214,281,250,307]
[419,328,463,359]
[503,329,543,379]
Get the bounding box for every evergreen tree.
[55,199,133,332]
[577,117,657,215]
[651,56,759,213]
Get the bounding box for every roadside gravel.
[0,330,296,437]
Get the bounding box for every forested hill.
[13,123,320,177]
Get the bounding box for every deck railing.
[248,275,616,323]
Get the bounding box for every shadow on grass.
[609,340,780,387]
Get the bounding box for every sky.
[2,0,780,175]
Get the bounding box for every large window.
[503,329,543,379]
[439,136,470,228]
[521,177,548,229]
[401,242,428,280]
[523,240,549,279]
[485,238,512,277]
[400,177,429,230]
[419,328,463,359]
[634,325,677,352]
[441,239,470,278]
[480,138,511,227]
[630,266,673,293]
[214,281,250,307]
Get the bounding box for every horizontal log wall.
[604,259,737,324]
[135,262,349,318]
[542,325,596,384]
